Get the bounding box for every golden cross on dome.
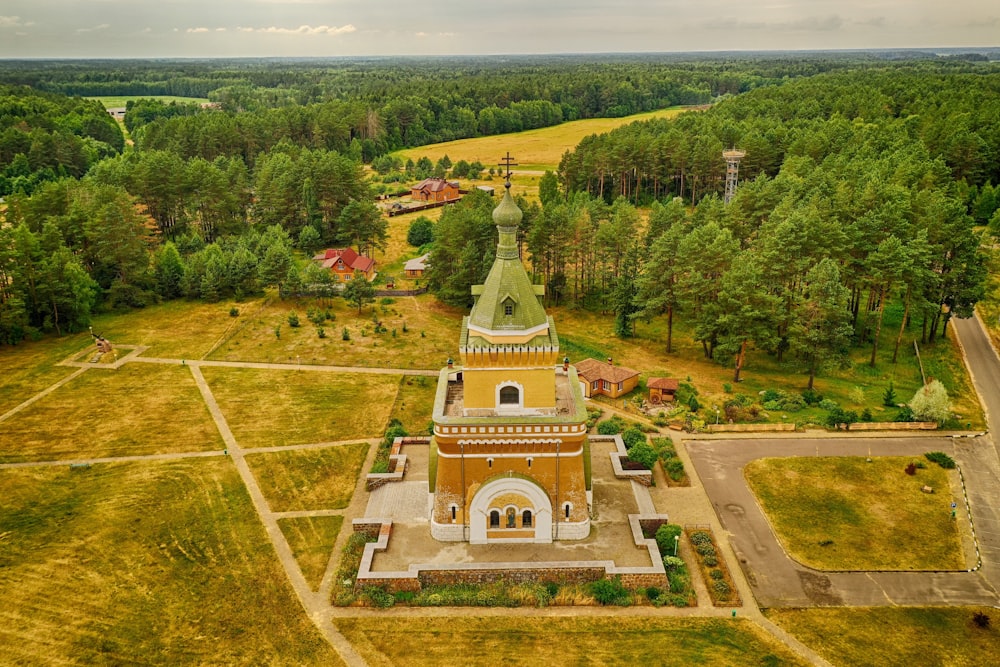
[498,152,518,184]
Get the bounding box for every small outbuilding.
[404,252,430,277]
[574,358,640,399]
[647,377,679,405]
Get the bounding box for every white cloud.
[187,27,210,33]
[0,15,34,29]
[215,27,226,32]
[76,23,110,34]
[251,24,357,36]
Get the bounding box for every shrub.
[861,408,873,422]
[667,571,690,594]
[665,458,685,481]
[590,577,631,606]
[909,380,952,424]
[722,382,733,394]
[655,524,683,556]
[801,388,823,406]
[627,441,657,470]
[689,531,712,546]
[287,312,300,327]
[621,426,646,450]
[779,393,806,412]
[712,580,731,597]
[709,569,724,580]
[229,307,239,317]
[342,327,350,341]
[597,416,625,435]
[973,611,992,629]
[645,586,662,602]
[661,556,685,571]
[925,451,956,469]
[668,594,689,607]
[905,462,917,475]
[307,308,325,325]
[362,586,395,608]
[883,381,897,407]
[702,554,718,567]
[762,389,781,402]
[273,325,280,339]
[896,405,915,422]
[696,543,716,557]
[317,326,326,339]
[818,398,839,411]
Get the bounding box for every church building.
[430,172,591,544]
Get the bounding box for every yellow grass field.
[0,332,91,415]
[745,457,964,570]
[200,367,399,446]
[394,107,690,172]
[334,616,807,666]
[278,515,344,591]
[766,607,1000,667]
[0,459,343,665]
[0,364,223,463]
[245,443,369,511]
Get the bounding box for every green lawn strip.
[0,363,222,463]
[201,367,399,447]
[766,607,1000,667]
[388,375,436,435]
[334,616,807,667]
[89,297,267,360]
[745,456,964,570]
[245,443,368,512]
[0,331,92,415]
[277,515,344,591]
[0,459,343,665]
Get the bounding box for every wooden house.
[574,358,640,399]
[411,178,460,202]
[404,252,430,277]
[313,248,376,282]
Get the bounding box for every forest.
[1,55,998,391]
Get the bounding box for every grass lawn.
[201,367,399,446]
[246,443,368,511]
[0,459,343,665]
[88,95,210,108]
[393,107,691,173]
[278,515,344,591]
[90,297,269,360]
[0,331,92,415]
[334,616,806,666]
[207,294,462,370]
[744,456,964,570]
[0,364,222,463]
[766,607,1000,667]
[379,206,442,286]
[388,375,437,434]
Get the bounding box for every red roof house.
[411,178,460,202]
[313,248,376,282]
[574,358,640,399]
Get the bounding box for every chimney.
[563,357,569,372]
[447,358,453,369]
[607,357,613,366]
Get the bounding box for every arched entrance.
[468,476,552,544]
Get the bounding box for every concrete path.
[131,355,439,377]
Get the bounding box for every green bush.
[361,586,396,608]
[762,389,781,402]
[925,451,956,469]
[645,586,662,602]
[342,327,350,341]
[597,416,625,435]
[712,580,731,597]
[702,554,718,567]
[621,426,646,450]
[801,388,823,406]
[655,524,683,556]
[883,381,897,407]
[689,531,711,546]
[661,556,685,571]
[664,458,685,481]
[316,326,326,339]
[818,398,839,411]
[668,594,690,607]
[709,569,724,580]
[590,577,632,606]
[696,543,716,557]
[287,311,300,327]
[627,441,657,470]
[667,570,690,594]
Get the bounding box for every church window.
[499,385,520,405]
[451,505,457,521]
[564,503,571,519]
[523,510,533,528]
[489,510,500,528]
[527,457,533,468]
[504,303,513,316]
[487,458,494,468]
[506,507,516,528]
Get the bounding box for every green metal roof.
[467,185,550,335]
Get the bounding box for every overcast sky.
[0,1,996,59]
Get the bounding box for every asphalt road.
[687,314,1000,608]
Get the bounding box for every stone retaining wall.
[847,421,938,431]
[706,423,796,433]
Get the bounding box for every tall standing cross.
[498,152,518,184]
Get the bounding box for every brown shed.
[647,377,679,405]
